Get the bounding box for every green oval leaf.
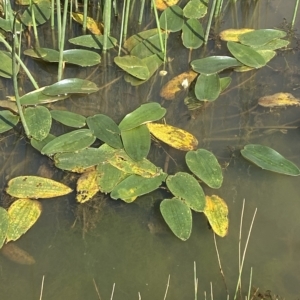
[20,0,51,25]
[195,73,221,101]
[183,0,208,19]
[0,110,19,133]
[252,39,289,51]
[6,176,73,199]
[119,102,166,131]
[31,133,56,152]
[86,114,122,148]
[69,34,117,50]
[241,144,300,176]
[24,106,52,141]
[97,163,128,194]
[191,56,242,75]
[182,18,204,49]
[160,198,192,241]
[110,173,166,202]
[41,129,96,155]
[6,199,42,242]
[114,55,150,80]
[186,149,223,189]
[51,110,86,128]
[166,172,206,212]
[0,208,9,248]
[54,147,112,172]
[0,51,13,78]
[63,49,101,67]
[24,47,60,62]
[227,41,266,68]
[124,29,159,52]
[20,87,69,105]
[42,78,99,96]
[121,124,151,161]
[238,29,286,47]
[160,5,184,32]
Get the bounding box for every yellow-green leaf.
[71,12,103,35]
[147,123,198,151]
[76,169,99,203]
[203,195,228,237]
[160,70,198,100]
[0,208,9,248]
[6,176,73,199]
[219,28,254,42]
[6,199,42,242]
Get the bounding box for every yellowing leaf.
[203,195,228,237]
[6,199,42,242]
[258,92,300,107]
[76,169,100,203]
[6,176,73,199]
[219,28,254,42]
[155,0,179,10]
[147,123,198,151]
[72,12,103,35]
[160,70,198,100]
[1,243,35,265]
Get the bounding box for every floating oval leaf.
[241,144,300,176]
[124,29,160,52]
[253,39,289,51]
[147,122,198,151]
[182,18,204,49]
[63,49,101,67]
[24,106,52,141]
[86,114,122,148]
[31,134,56,152]
[6,176,73,198]
[0,208,8,248]
[0,51,13,78]
[258,92,300,107]
[54,147,111,172]
[97,163,128,194]
[71,12,103,35]
[160,198,192,241]
[69,35,117,50]
[114,55,149,80]
[41,129,95,155]
[20,87,69,105]
[21,0,51,25]
[160,5,184,32]
[6,199,42,242]
[238,29,286,47]
[194,73,221,101]
[76,169,100,203]
[24,47,60,62]
[204,195,228,237]
[0,110,19,133]
[227,41,266,68]
[42,78,99,96]
[51,110,86,128]
[186,149,223,189]
[121,125,151,161]
[183,0,208,19]
[191,56,242,75]
[219,28,254,42]
[166,172,206,212]
[160,70,198,100]
[111,173,166,202]
[220,77,232,92]
[1,243,35,265]
[119,102,166,131]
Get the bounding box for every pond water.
[0,0,300,299]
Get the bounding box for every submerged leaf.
[160,198,192,241]
[147,123,198,151]
[241,144,300,176]
[6,176,73,199]
[1,243,35,265]
[258,93,300,107]
[204,195,228,237]
[6,199,42,242]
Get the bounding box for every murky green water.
[0,0,300,299]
